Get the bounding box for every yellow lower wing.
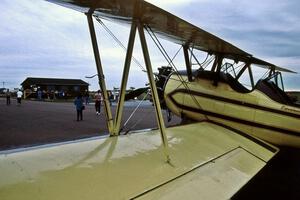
[0,122,278,200]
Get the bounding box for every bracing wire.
[189,47,217,71]
[94,17,146,72]
[190,51,206,68]
[230,63,246,76]
[94,17,153,132]
[94,17,208,121]
[145,26,191,89]
[223,62,241,77]
[200,53,210,66]
[200,55,215,70]
[145,26,176,71]
[169,46,183,67]
[262,68,271,80]
[145,25,208,118]
[120,90,151,133]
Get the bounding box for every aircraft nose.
[156,67,173,90]
[156,67,174,109]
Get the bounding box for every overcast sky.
[0,0,299,90]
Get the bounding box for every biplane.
[2,0,298,199]
[158,56,300,147]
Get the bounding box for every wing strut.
[114,22,137,135]
[248,65,255,88]
[86,12,170,160]
[138,22,170,162]
[183,45,193,82]
[236,63,249,80]
[212,54,224,86]
[87,13,114,135]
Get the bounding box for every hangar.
[21,77,89,99]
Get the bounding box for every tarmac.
[1,97,300,199]
[0,98,180,150]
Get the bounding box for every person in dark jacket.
[74,94,84,121]
[6,89,11,105]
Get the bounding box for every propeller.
[125,87,149,101]
[125,66,173,107]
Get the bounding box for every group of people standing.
[5,89,23,106]
[74,90,103,121]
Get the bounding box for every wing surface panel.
[0,122,278,199]
[47,0,250,56]
[135,148,265,200]
[46,0,295,73]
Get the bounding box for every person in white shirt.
[94,90,102,115]
[17,90,23,105]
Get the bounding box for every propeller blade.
[125,87,149,101]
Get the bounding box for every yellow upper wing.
[47,0,249,57]
[45,0,295,73]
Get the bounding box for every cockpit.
[195,65,299,107]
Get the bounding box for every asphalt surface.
[1,98,300,199]
[0,98,180,150]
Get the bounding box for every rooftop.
[21,77,89,86]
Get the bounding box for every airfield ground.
[0,98,299,199]
[0,98,180,150]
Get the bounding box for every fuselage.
[164,71,300,148]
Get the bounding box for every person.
[50,90,55,101]
[37,89,42,101]
[74,94,84,121]
[108,91,112,106]
[84,90,90,105]
[46,91,50,100]
[17,90,23,105]
[94,90,102,115]
[62,91,66,101]
[6,89,11,105]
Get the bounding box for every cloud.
[1,0,300,91]
[169,0,300,87]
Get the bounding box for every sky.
[0,0,300,91]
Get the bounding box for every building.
[21,77,89,99]
[0,88,6,94]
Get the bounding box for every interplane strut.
[86,13,170,160]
